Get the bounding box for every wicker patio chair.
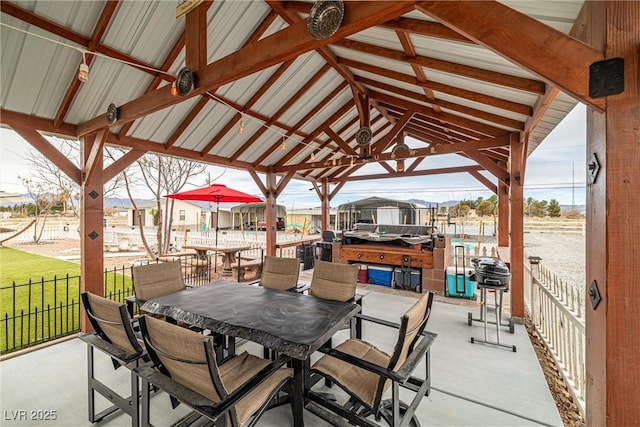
[80,292,146,427]
[259,256,300,291]
[136,315,293,427]
[309,292,436,427]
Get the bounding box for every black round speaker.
[175,67,195,96]
[356,126,372,146]
[308,1,344,40]
[106,103,119,124]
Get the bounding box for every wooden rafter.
[77,1,418,136]
[468,170,497,194]
[416,1,605,111]
[253,82,349,166]
[371,91,507,137]
[396,29,441,113]
[334,165,485,183]
[274,101,356,169]
[54,1,119,127]
[83,130,107,184]
[358,76,524,131]
[229,62,330,162]
[103,148,146,183]
[370,109,415,154]
[184,1,208,70]
[208,59,297,158]
[278,134,509,174]
[331,38,545,95]
[337,57,532,116]
[12,126,81,185]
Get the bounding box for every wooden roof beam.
[253,81,350,166]
[273,99,355,169]
[337,56,532,116]
[370,90,507,137]
[12,126,82,185]
[54,1,119,127]
[416,1,604,112]
[278,134,509,173]
[209,59,298,158]
[357,75,524,131]
[335,165,484,183]
[331,38,545,95]
[78,1,418,136]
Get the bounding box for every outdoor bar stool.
[80,292,146,427]
[308,292,437,427]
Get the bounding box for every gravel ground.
[524,232,586,291]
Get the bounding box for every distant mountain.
[104,197,153,208]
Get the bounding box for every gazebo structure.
[0,2,638,424]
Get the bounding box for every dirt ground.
[5,238,584,425]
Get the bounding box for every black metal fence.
[0,254,212,355]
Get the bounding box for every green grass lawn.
[0,247,133,354]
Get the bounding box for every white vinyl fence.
[524,258,586,418]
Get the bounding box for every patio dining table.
[140,280,361,427]
[182,244,251,276]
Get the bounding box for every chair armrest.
[318,331,437,384]
[134,354,291,421]
[126,295,146,316]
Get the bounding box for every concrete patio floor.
[0,285,561,427]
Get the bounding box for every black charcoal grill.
[471,258,511,287]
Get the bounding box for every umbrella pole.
[214,201,219,273]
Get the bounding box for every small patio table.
[141,280,361,427]
[183,244,251,276]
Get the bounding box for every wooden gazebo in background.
[1,2,638,424]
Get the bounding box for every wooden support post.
[80,133,105,332]
[497,180,509,246]
[265,171,277,257]
[583,2,640,425]
[321,179,330,231]
[508,134,524,319]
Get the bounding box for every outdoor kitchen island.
[335,225,450,293]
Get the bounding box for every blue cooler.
[368,265,393,286]
[446,266,476,298]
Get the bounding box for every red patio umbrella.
[165,184,262,247]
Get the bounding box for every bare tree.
[23,137,125,216]
[18,177,59,243]
[118,152,207,257]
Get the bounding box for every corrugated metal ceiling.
[0,0,589,187]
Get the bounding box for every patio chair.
[136,314,293,427]
[308,292,436,427]
[80,292,145,426]
[128,261,185,316]
[258,256,300,291]
[130,260,226,362]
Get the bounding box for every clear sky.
[0,104,586,210]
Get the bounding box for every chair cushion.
[312,339,390,408]
[220,352,292,424]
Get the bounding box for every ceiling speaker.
[106,103,119,124]
[175,67,195,96]
[355,126,372,146]
[308,1,344,40]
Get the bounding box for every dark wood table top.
[141,280,361,360]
